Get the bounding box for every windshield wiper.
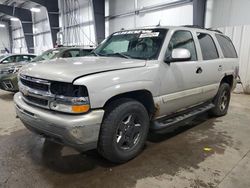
[90,51,100,56]
[107,53,131,59]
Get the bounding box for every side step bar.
[150,103,215,133]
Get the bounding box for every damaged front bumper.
[14,92,104,151]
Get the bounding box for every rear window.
[215,34,237,58]
[197,33,219,60]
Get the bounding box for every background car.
[0,54,36,91]
[0,54,36,70]
[31,47,93,62]
[0,47,93,92]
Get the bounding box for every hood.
[0,61,27,70]
[20,56,146,83]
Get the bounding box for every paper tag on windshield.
[139,32,160,38]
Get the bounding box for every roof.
[118,25,223,35]
[53,46,94,50]
[3,53,36,56]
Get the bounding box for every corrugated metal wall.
[11,21,28,53]
[33,6,53,54]
[0,21,10,53]
[59,0,96,47]
[106,0,193,34]
[218,26,250,94]
[205,0,250,93]
[10,0,193,54]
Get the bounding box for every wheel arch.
[220,74,234,88]
[103,90,156,118]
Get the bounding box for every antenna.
[156,20,161,27]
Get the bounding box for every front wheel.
[98,99,149,163]
[209,83,231,117]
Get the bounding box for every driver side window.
[104,40,129,54]
[166,30,197,61]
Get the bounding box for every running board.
[150,103,215,133]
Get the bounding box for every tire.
[98,98,150,163]
[209,83,231,117]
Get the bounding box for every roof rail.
[206,28,223,34]
[182,25,223,34]
[183,25,204,29]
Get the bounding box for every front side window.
[93,29,167,60]
[81,49,92,56]
[166,30,197,61]
[215,34,237,58]
[197,33,219,60]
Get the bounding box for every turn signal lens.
[72,105,90,113]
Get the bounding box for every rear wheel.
[209,83,231,117]
[98,98,149,163]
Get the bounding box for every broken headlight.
[49,82,90,114]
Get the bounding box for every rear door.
[194,32,222,101]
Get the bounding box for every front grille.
[20,78,49,91]
[2,80,13,89]
[24,95,48,106]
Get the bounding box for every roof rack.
[206,28,223,34]
[182,25,223,34]
[183,25,204,29]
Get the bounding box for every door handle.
[196,67,203,74]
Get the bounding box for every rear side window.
[166,30,197,61]
[197,33,219,60]
[215,34,237,58]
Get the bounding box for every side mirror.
[164,48,191,63]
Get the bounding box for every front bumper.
[0,74,18,92]
[14,92,105,151]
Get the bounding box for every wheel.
[98,98,149,163]
[209,83,231,117]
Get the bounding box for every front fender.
[73,66,159,108]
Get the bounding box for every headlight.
[49,96,90,114]
[1,66,21,75]
[13,67,21,74]
[49,82,90,114]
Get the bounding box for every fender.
[73,65,159,109]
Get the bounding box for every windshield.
[0,55,8,61]
[93,29,167,60]
[32,49,62,62]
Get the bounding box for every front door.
[157,30,204,117]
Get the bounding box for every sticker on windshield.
[139,32,160,38]
[113,30,154,36]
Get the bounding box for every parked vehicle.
[0,47,93,92]
[0,54,36,91]
[14,26,239,163]
[31,47,93,62]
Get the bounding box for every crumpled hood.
[20,56,146,83]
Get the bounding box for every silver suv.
[14,26,239,163]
